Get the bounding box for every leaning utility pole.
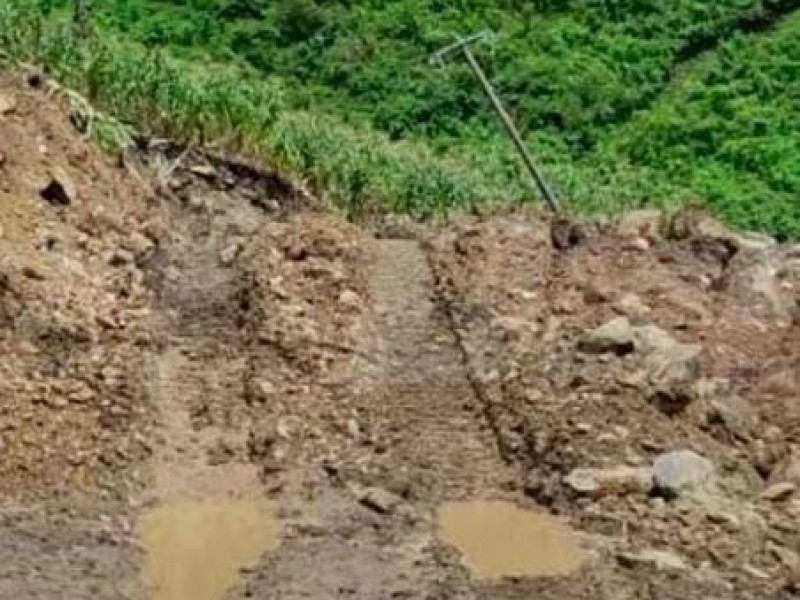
[432,31,561,213]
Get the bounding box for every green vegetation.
[4,1,800,238]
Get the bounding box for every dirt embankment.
[1,70,800,600]
[0,73,155,499]
[428,209,800,597]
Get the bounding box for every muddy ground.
[1,73,799,599]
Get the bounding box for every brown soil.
[1,72,799,599]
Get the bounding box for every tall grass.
[0,2,694,221]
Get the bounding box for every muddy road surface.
[1,73,800,599]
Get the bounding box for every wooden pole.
[433,32,561,212]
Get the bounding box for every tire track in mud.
[138,192,281,600]
[424,246,524,467]
[245,238,515,599]
[353,238,513,499]
[142,193,265,503]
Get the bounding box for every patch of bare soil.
[0,71,155,598]
[3,69,800,600]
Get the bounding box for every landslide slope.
[2,71,800,600]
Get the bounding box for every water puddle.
[438,500,586,579]
[139,500,279,600]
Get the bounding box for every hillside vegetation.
[8,1,800,238]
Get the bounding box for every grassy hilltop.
[6,1,800,237]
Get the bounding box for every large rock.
[564,466,653,498]
[739,256,795,319]
[632,324,681,355]
[579,317,635,355]
[645,342,703,415]
[705,395,757,443]
[653,450,715,499]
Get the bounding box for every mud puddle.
[139,499,279,600]
[438,500,586,579]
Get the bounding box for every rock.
[742,257,793,317]
[695,215,738,242]
[752,438,784,478]
[624,237,650,251]
[583,280,612,304]
[632,324,679,355]
[579,317,635,355]
[617,548,688,571]
[0,93,16,116]
[345,418,361,438]
[564,466,653,498]
[219,241,242,266]
[735,231,776,253]
[247,428,275,460]
[705,509,741,531]
[653,450,715,499]
[353,485,404,515]
[761,482,796,502]
[617,209,662,240]
[614,293,651,323]
[248,379,276,404]
[338,289,362,311]
[742,564,771,580]
[670,211,736,245]
[705,395,756,442]
[126,232,155,260]
[769,448,800,487]
[645,343,703,415]
[39,168,76,206]
[190,164,217,179]
[493,316,540,342]
[276,417,297,440]
[186,195,206,211]
[285,243,308,261]
[768,541,800,571]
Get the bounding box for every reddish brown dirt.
[1,72,799,599]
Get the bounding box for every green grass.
[3,1,800,238]
[1,2,689,222]
[606,12,800,239]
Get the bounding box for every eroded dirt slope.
[1,70,800,600]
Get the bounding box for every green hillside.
[8,1,800,238]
